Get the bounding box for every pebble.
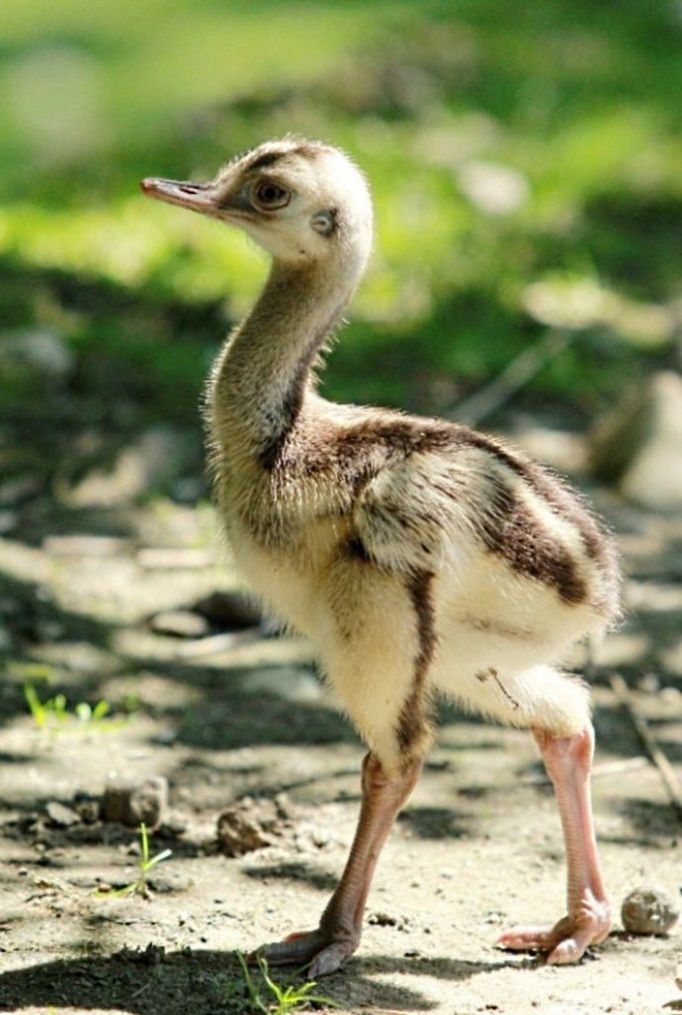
[621,885,679,935]
[589,370,682,511]
[216,796,285,857]
[192,590,261,630]
[45,801,80,828]
[101,775,169,829]
[150,610,210,639]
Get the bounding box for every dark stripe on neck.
[258,303,345,471]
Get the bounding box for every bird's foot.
[250,927,360,977]
[497,900,611,964]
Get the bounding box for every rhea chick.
[142,138,621,977]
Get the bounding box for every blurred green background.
[1,0,681,521]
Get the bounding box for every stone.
[101,775,169,829]
[589,371,682,511]
[150,610,210,639]
[216,797,282,857]
[45,801,80,827]
[192,590,261,630]
[621,885,679,936]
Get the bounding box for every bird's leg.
[498,723,611,963]
[254,751,422,977]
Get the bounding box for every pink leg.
[253,752,421,977]
[498,724,611,964]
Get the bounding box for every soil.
[0,468,681,1015]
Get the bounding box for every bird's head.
[141,137,373,275]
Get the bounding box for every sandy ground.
[0,487,680,1015]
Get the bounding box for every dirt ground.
[0,468,681,1015]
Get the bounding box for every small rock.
[150,610,210,639]
[74,796,100,824]
[101,775,169,829]
[45,801,80,828]
[192,590,261,630]
[217,811,270,856]
[368,911,399,927]
[621,885,679,936]
[216,797,282,857]
[368,911,410,930]
[589,371,682,511]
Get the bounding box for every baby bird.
[142,138,622,977]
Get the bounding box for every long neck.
[208,259,354,469]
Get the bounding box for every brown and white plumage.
[142,137,622,975]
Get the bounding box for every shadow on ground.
[0,947,533,1015]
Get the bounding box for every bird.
[141,137,622,978]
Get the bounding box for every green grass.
[237,953,338,1015]
[24,683,118,732]
[94,822,172,898]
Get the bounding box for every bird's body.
[142,137,621,976]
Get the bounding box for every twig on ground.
[609,673,682,820]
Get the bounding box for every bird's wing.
[352,444,489,575]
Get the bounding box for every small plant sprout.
[24,684,68,728]
[95,822,172,898]
[24,684,121,733]
[237,953,338,1014]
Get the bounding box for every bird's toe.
[308,941,353,977]
[497,906,610,964]
[496,925,558,952]
[251,928,328,967]
[251,927,358,975]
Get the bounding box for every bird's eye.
[252,181,291,210]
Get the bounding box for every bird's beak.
[140,177,217,215]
